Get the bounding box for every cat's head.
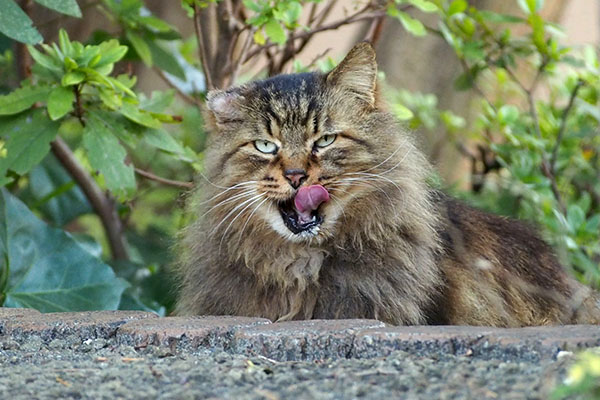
[200,42,425,244]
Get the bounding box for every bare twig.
[458,58,496,112]
[16,0,34,81]
[364,15,386,45]
[242,10,386,63]
[193,3,214,90]
[134,168,194,189]
[505,65,567,213]
[229,29,254,86]
[551,79,583,174]
[154,68,199,106]
[304,48,332,70]
[51,138,129,260]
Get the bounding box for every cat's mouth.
[277,184,330,235]
[278,199,324,234]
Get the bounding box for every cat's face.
[202,43,407,244]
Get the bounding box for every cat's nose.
[284,169,307,189]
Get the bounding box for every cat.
[175,42,600,327]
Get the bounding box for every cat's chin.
[260,202,329,244]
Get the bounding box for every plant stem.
[134,168,193,189]
[551,79,583,174]
[193,2,214,90]
[51,138,129,260]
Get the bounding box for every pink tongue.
[294,185,330,224]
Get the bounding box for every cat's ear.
[326,42,377,107]
[206,89,245,124]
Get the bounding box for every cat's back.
[434,193,600,326]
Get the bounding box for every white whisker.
[236,197,270,247]
[218,195,265,252]
[198,181,258,205]
[201,190,257,218]
[209,193,263,235]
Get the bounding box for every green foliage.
[1,17,195,313]
[0,189,128,311]
[552,350,600,399]
[243,0,316,45]
[0,0,81,44]
[0,0,597,319]
[396,0,600,284]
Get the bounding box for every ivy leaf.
[0,189,128,311]
[82,111,136,196]
[47,86,75,120]
[34,0,81,17]
[0,0,42,44]
[22,154,91,226]
[0,109,60,184]
[0,85,52,115]
[264,19,286,44]
[395,11,427,37]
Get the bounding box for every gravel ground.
[0,335,571,400]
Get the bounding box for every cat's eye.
[315,134,337,148]
[254,140,278,154]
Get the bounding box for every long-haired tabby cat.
[176,42,600,327]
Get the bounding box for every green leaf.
[126,30,152,66]
[264,19,286,44]
[146,40,186,80]
[142,129,185,155]
[0,0,42,44]
[0,189,128,312]
[0,85,52,115]
[139,90,175,113]
[138,15,175,33]
[61,70,86,86]
[518,0,544,14]
[57,28,74,57]
[27,45,63,72]
[396,11,427,37]
[82,111,136,196]
[34,0,81,17]
[392,103,414,120]
[94,40,129,68]
[120,102,162,129]
[447,0,467,16]
[408,0,438,13]
[478,11,525,24]
[24,154,91,226]
[0,109,60,182]
[567,204,585,232]
[253,29,266,45]
[98,87,122,110]
[47,86,75,120]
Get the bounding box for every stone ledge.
[1,308,600,361]
[116,316,271,350]
[233,319,386,361]
[0,309,157,341]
